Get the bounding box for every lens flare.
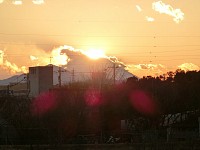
[31,92,57,116]
[130,90,157,115]
[84,89,101,107]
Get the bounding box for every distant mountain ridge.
[0,52,137,86]
[0,74,27,86]
[0,66,136,86]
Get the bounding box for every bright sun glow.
[84,49,106,59]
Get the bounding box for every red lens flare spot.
[84,89,101,107]
[130,90,157,115]
[31,92,57,116]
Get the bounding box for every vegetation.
[0,70,200,144]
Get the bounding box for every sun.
[84,49,106,60]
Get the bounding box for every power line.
[3,48,200,57]
[1,17,200,23]
[1,42,200,48]
[1,33,200,38]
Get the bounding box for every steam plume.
[152,1,184,23]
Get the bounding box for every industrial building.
[29,65,53,97]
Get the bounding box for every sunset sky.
[0,0,200,79]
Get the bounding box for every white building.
[29,65,53,97]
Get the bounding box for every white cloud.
[32,0,44,5]
[136,5,142,12]
[30,55,39,61]
[129,63,167,77]
[178,63,200,71]
[12,0,23,5]
[146,16,155,22]
[0,50,28,74]
[0,50,4,65]
[152,1,184,23]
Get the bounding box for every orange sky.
[0,0,200,79]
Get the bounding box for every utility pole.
[49,56,53,65]
[58,66,68,87]
[113,62,116,85]
[72,68,75,83]
[106,60,118,85]
[58,66,61,87]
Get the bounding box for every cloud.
[152,1,184,23]
[32,0,44,5]
[12,0,23,5]
[30,45,125,68]
[0,50,28,74]
[146,16,155,22]
[129,63,167,77]
[28,45,72,66]
[178,63,200,71]
[136,5,142,12]
[1,0,45,5]
[30,55,38,61]
[4,60,27,73]
[0,50,4,65]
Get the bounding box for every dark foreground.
[1,142,200,150]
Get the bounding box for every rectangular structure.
[29,65,53,97]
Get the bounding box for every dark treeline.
[0,70,200,144]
